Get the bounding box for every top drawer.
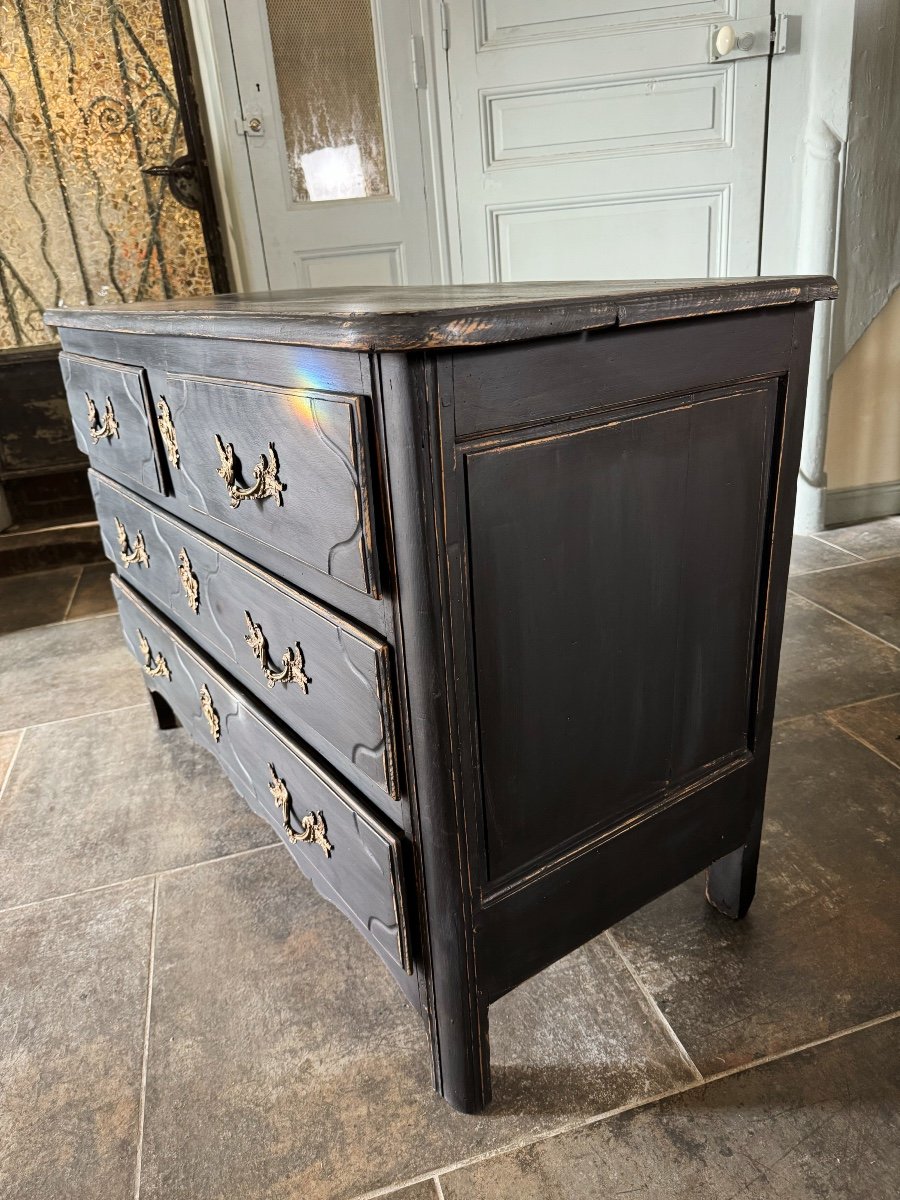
[60,352,162,492]
[162,373,380,597]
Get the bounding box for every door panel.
[224,0,434,288]
[446,0,771,281]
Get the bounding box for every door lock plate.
[709,13,792,63]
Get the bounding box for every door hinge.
[440,2,450,51]
[236,104,265,137]
[708,13,795,63]
[411,34,427,88]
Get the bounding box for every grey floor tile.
[0,729,21,786]
[827,692,900,768]
[438,1019,900,1200]
[0,879,154,1200]
[790,556,900,648]
[0,613,147,732]
[0,565,81,634]
[139,850,695,1200]
[774,594,900,721]
[789,534,859,576]
[66,562,116,620]
[0,707,276,909]
[817,515,900,560]
[611,716,900,1076]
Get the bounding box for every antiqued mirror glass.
[0,0,212,349]
[264,0,391,203]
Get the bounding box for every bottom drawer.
[111,575,411,976]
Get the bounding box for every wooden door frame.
[161,0,231,292]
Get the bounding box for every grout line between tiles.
[791,548,900,577]
[133,876,159,1200]
[0,607,117,639]
[790,591,900,653]
[433,1176,447,1200]
[0,729,25,804]
[605,930,704,1083]
[60,566,84,622]
[0,841,281,919]
[0,700,146,738]
[350,1010,900,1200]
[824,711,900,773]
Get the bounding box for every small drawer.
[60,352,162,491]
[112,576,411,976]
[91,472,398,808]
[161,372,380,597]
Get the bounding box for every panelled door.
[224,0,435,288]
[444,0,773,281]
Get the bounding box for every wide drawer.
[112,576,411,976]
[161,372,380,596]
[91,471,398,807]
[60,352,162,491]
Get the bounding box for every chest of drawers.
[47,278,836,1113]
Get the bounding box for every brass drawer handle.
[85,392,119,443]
[200,683,220,741]
[244,611,310,692]
[138,629,170,680]
[215,435,284,508]
[268,764,332,856]
[178,548,199,613]
[115,517,149,568]
[158,398,180,468]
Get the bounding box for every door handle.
[709,14,792,62]
[142,154,201,211]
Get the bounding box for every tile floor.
[0,519,898,1199]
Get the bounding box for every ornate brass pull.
[85,392,119,443]
[158,398,180,468]
[178,548,199,613]
[215,435,284,508]
[268,764,332,856]
[199,683,220,741]
[244,611,310,692]
[115,517,149,568]
[138,629,170,680]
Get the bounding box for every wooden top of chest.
[46,276,837,351]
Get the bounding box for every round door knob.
[248,117,262,133]
[715,25,736,56]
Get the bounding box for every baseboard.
[825,479,900,527]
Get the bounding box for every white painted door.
[223,0,435,289]
[444,0,773,282]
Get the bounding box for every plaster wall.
[826,287,900,491]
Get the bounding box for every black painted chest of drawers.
[46,277,836,1113]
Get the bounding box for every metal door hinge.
[411,34,427,88]
[440,2,450,51]
[236,104,265,137]
[708,13,794,63]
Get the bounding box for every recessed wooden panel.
[295,246,402,288]
[491,187,727,281]
[164,372,379,596]
[478,0,732,47]
[466,384,778,883]
[485,68,729,167]
[60,352,162,492]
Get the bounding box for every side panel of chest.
[437,308,800,892]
